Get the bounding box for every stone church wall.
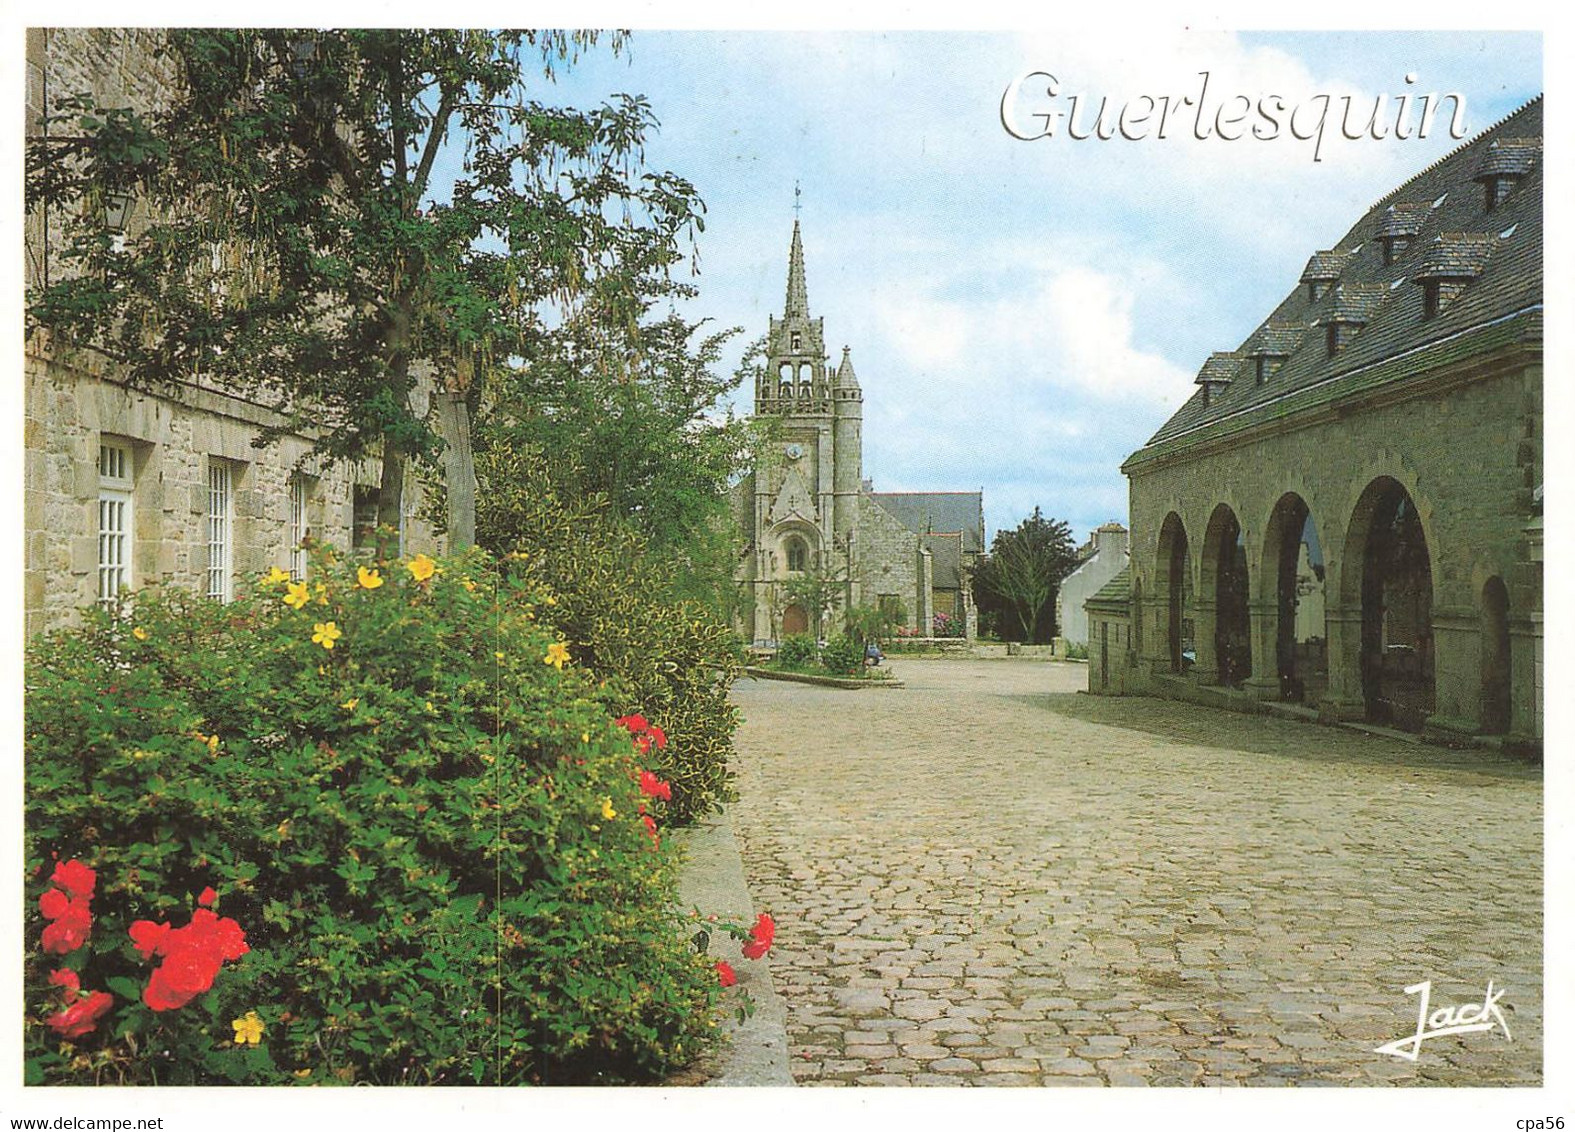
[855,494,925,629]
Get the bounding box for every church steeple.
[784,219,810,319]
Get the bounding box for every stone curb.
[672,811,795,1087]
[742,666,905,690]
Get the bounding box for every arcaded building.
[734,222,983,645]
[1092,97,1542,748]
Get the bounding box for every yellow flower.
[406,553,437,582]
[357,565,384,590]
[494,650,506,661]
[544,642,570,670]
[581,732,590,744]
[601,797,617,820]
[264,566,291,585]
[341,697,359,712]
[277,818,293,839]
[312,621,342,650]
[461,578,476,593]
[424,701,435,713]
[283,581,310,610]
[293,1068,312,1079]
[194,731,219,755]
[232,1011,265,1045]
[132,626,149,641]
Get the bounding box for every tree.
[844,596,906,655]
[26,30,703,545]
[781,559,847,643]
[971,507,1078,644]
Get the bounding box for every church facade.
[1092,98,1542,750]
[734,222,983,646]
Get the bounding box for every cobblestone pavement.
[730,658,1542,1087]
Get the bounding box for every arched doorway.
[1348,478,1434,728]
[1480,577,1510,734]
[1263,494,1327,703]
[1156,512,1192,673]
[781,603,808,637]
[1203,505,1251,687]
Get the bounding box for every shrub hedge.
[24,548,718,1085]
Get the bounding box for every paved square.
[730,658,1542,1086]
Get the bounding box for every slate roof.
[1085,565,1132,611]
[1300,250,1349,283]
[1412,232,1498,279]
[1247,323,1306,357]
[1375,200,1433,239]
[1195,351,1242,387]
[1128,96,1542,467]
[869,491,986,554]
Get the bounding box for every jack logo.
[1374,979,1512,1062]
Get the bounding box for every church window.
[786,538,808,573]
[791,332,802,352]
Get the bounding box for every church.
[733,221,984,646]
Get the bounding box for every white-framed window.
[206,458,234,602]
[98,442,134,604]
[288,475,310,580]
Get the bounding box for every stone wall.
[855,494,925,631]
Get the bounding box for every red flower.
[615,714,649,734]
[51,860,97,901]
[197,886,218,907]
[47,990,113,1039]
[646,724,667,750]
[641,814,660,849]
[38,887,71,920]
[716,961,737,987]
[40,896,92,955]
[134,909,249,1011]
[48,969,80,993]
[128,919,172,959]
[741,913,775,960]
[639,770,672,802]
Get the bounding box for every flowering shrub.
[476,452,740,827]
[773,635,818,669]
[25,547,719,1084]
[931,610,964,638]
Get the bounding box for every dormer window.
[1412,232,1496,320]
[1317,284,1387,357]
[1300,251,1347,303]
[1247,324,1302,383]
[1473,137,1540,212]
[1375,202,1431,266]
[1193,351,1240,408]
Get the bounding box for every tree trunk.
[437,390,476,551]
[377,444,404,552]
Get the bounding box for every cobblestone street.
[731,658,1542,1087]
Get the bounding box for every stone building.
[1092,97,1542,749]
[1057,521,1129,647]
[24,29,440,638]
[734,222,983,645]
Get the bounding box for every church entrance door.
[781,604,808,637]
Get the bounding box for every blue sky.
[479,28,1540,544]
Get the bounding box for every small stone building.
[24,29,440,638]
[734,222,983,645]
[1097,97,1542,748]
[1058,521,1129,647]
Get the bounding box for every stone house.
[1057,521,1129,647]
[1094,97,1542,749]
[24,29,441,638]
[733,222,983,645]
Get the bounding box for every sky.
[461,29,1542,545]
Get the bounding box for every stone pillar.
[1427,606,1480,734]
[1320,605,1365,720]
[1243,598,1280,699]
[1192,595,1219,684]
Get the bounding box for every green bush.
[475,449,740,827]
[773,635,818,670]
[818,635,863,677]
[24,548,718,1085]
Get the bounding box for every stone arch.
[1155,511,1192,673]
[1480,576,1511,734]
[1201,503,1251,686]
[1260,492,1327,702]
[1340,476,1435,728]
